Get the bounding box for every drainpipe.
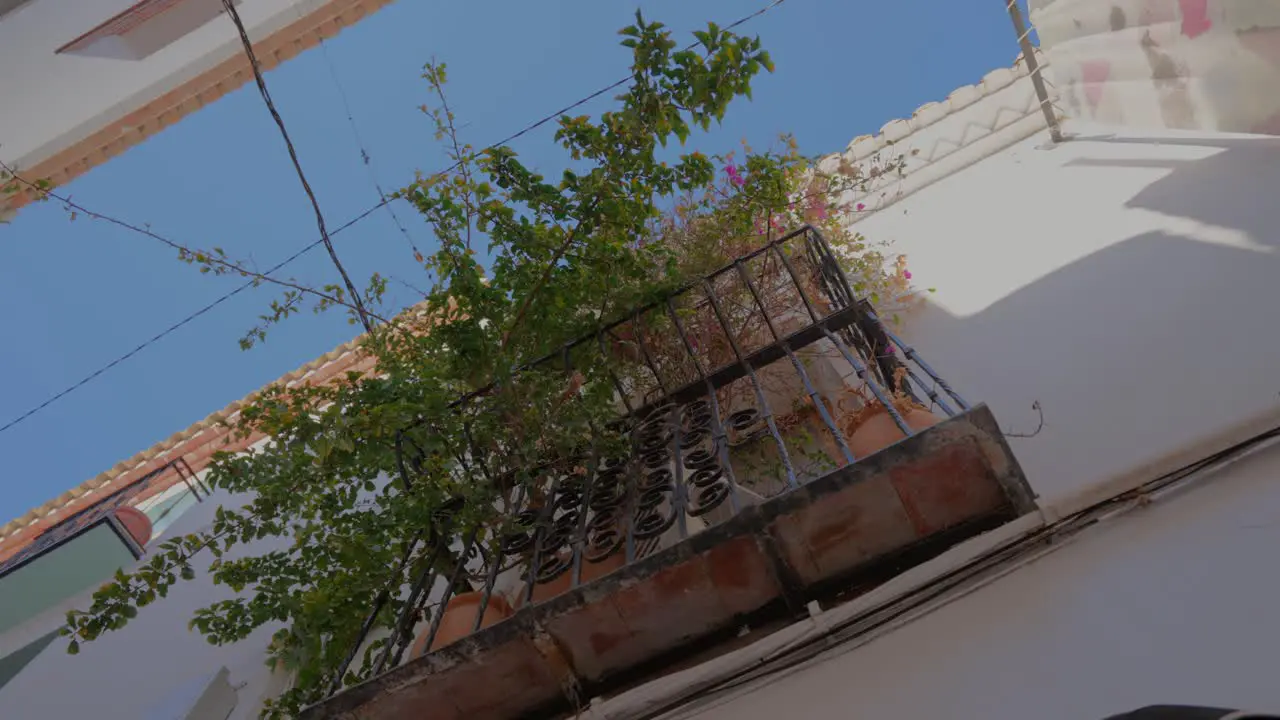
[1004,0,1065,143]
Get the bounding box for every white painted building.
[0,0,393,219]
[5,2,1280,718]
[584,60,1280,720]
[0,474,294,719]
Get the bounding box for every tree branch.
[0,160,392,325]
[427,62,478,253]
[500,208,596,350]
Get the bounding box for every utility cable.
[293,0,425,263]
[0,0,791,436]
[220,0,374,332]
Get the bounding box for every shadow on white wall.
[884,130,1280,504]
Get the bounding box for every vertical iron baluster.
[899,371,935,413]
[521,472,563,607]
[594,329,641,564]
[329,530,424,694]
[853,299,911,396]
[559,345,596,590]
[733,259,855,466]
[901,366,954,416]
[377,542,442,672]
[822,323,913,433]
[472,377,547,611]
[699,278,798,490]
[667,403,690,540]
[665,298,742,515]
[470,541,504,628]
[597,330,636,416]
[624,415,642,564]
[768,244,820,319]
[631,313,668,398]
[571,432,601,589]
[862,308,971,411]
[771,243,915,435]
[453,420,508,632]
[420,529,478,653]
[799,231,886,384]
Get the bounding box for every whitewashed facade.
[6,11,1280,718]
[580,47,1280,720]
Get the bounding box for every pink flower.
[724,165,745,187]
[807,195,827,220]
[903,270,912,280]
[856,202,866,211]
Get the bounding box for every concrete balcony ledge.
[300,404,1034,720]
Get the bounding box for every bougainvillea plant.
[35,13,922,718]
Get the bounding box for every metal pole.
[1006,0,1064,143]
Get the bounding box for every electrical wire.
[296,0,425,263]
[0,0,793,437]
[220,0,374,332]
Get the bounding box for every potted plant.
[836,383,942,459]
[409,590,514,657]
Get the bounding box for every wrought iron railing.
[321,225,970,697]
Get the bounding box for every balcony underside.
[301,404,1034,720]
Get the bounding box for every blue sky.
[0,0,1029,521]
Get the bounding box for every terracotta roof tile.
[0,322,382,558]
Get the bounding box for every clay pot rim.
[445,589,513,615]
[842,396,931,429]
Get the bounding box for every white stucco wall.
[0,449,402,719]
[847,118,1280,508]
[657,434,1280,720]
[0,0,331,169]
[631,73,1280,720]
[0,477,287,719]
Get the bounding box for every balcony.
[299,227,1035,719]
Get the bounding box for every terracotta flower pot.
[518,550,627,608]
[846,403,942,459]
[411,591,513,657]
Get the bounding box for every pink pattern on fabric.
[1081,60,1112,111]
[1178,0,1211,39]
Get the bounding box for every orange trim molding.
[2,0,396,215]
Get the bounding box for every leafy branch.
[0,159,392,330]
[49,12,924,719]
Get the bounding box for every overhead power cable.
[0,0,791,437]
[220,0,374,333]
[290,0,426,264]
